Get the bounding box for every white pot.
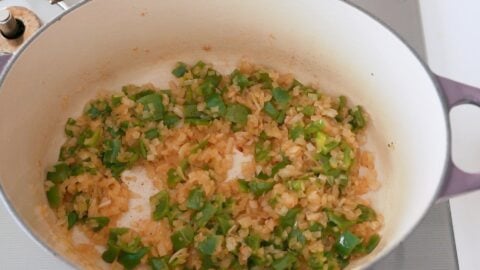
[0,0,478,268]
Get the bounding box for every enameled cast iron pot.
[1,0,480,268]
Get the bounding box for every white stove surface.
[1,0,479,269]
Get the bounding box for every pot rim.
[0,0,451,269]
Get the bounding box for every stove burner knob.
[0,9,24,39]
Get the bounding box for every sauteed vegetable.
[45,61,382,269]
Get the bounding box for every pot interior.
[0,0,448,268]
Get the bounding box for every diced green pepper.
[171,225,194,251]
[349,106,366,130]
[364,234,381,254]
[145,128,160,139]
[67,211,78,230]
[137,93,164,121]
[205,93,226,116]
[248,181,274,197]
[279,207,301,229]
[272,87,291,107]
[287,180,304,192]
[102,244,120,263]
[150,190,170,220]
[336,231,361,257]
[46,163,71,183]
[216,214,233,235]
[289,125,304,140]
[198,234,220,255]
[187,187,206,210]
[272,252,297,270]
[271,157,291,176]
[225,103,250,126]
[303,105,315,117]
[327,211,353,230]
[245,234,261,250]
[163,112,181,128]
[305,121,325,138]
[167,168,181,188]
[117,247,150,270]
[172,62,188,78]
[103,139,122,165]
[357,205,376,223]
[254,142,271,162]
[237,179,250,192]
[263,101,279,119]
[315,132,328,151]
[194,202,217,228]
[231,69,251,90]
[149,257,170,270]
[308,253,325,270]
[65,118,76,137]
[46,184,61,208]
[86,217,110,232]
[288,227,306,250]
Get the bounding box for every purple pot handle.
[437,75,480,198]
[0,53,12,76]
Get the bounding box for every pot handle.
[437,75,480,199]
[0,53,12,76]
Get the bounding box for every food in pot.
[44,61,382,269]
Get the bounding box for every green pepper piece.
[145,128,160,139]
[327,211,353,230]
[194,202,217,228]
[102,244,120,263]
[205,93,226,116]
[150,190,170,221]
[303,105,315,117]
[86,217,110,232]
[357,205,376,223]
[118,247,150,270]
[225,103,250,126]
[263,101,279,119]
[279,207,301,229]
[149,257,170,270]
[272,87,291,107]
[198,235,220,255]
[167,168,181,188]
[288,125,304,140]
[288,227,306,250]
[171,225,194,251]
[103,139,122,165]
[349,106,366,130]
[172,62,188,78]
[305,120,325,138]
[137,93,164,121]
[271,157,291,176]
[231,69,251,90]
[187,187,206,210]
[245,234,261,250]
[163,112,181,128]
[272,252,297,270]
[65,118,76,137]
[46,184,61,208]
[237,179,250,192]
[364,234,381,254]
[308,253,325,270]
[216,213,233,235]
[46,163,71,183]
[287,180,304,192]
[67,211,78,230]
[248,181,274,197]
[336,231,361,257]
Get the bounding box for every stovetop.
[0,1,459,269]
